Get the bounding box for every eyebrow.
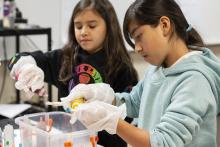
[74,20,97,24]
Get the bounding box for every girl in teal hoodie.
[61,0,220,146]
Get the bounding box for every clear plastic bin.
[15,111,98,147]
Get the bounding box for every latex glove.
[71,101,126,134]
[10,56,36,79]
[15,63,46,98]
[10,56,46,98]
[61,83,115,104]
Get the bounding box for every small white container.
[15,112,98,147]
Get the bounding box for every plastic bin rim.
[15,111,97,138]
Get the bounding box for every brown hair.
[59,0,137,85]
[123,0,204,49]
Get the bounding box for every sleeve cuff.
[115,92,137,118]
[150,130,164,147]
[115,92,126,106]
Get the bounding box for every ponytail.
[185,26,204,47]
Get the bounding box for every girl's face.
[128,20,170,66]
[74,9,107,54]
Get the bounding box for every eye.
[89,24,96,29]
[74,22,82,30]
[134,33,142,41]
[88,22,97,29]
[75,25,82,30]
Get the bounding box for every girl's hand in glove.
[61,83,115,104]
[71,101,126,134]
[10,56,46,98]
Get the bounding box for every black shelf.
[0,27,52,111]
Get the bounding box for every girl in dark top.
[8,0,138,146]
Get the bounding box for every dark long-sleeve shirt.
[9,48,138,147]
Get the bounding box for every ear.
[159,16,172,37]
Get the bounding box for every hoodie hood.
[163,47,220,114]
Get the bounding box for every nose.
[134,43,142,54]
[81,26,88,37]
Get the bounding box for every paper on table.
[0,104,31,118]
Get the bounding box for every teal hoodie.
[115,47,220,147]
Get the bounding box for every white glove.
[72,101,126,134]
[10,56,36,79]
[10,56,46,98]
[61,83,115,104]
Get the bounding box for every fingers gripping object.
[46,97,85,112]
[9,55,46,98]
[62,97,86,113]
[61,83,115,104]
[46,97,85,124]
[70,98,86,110]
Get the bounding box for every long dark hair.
[123,0,204,49]
[59,0,137,85]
